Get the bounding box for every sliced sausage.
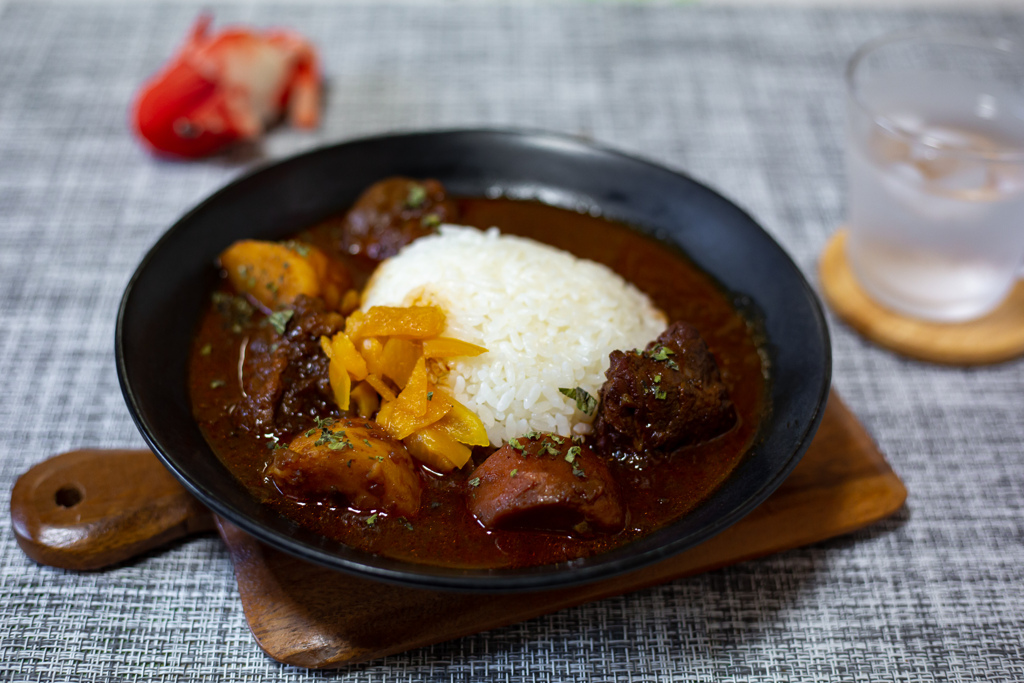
[468,433,624,533]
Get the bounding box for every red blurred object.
[131,15,320,159]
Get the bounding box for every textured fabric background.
[1,2,1023,681]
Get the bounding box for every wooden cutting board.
[219,390,906,667]
[11,390,906,669]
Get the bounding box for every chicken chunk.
[594,321,736,459]
[267,418,423,517]
[468,433,625,533]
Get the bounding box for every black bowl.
[116,129,831,592]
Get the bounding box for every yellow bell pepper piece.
[422,337,488,359]
[432,396,490,447]
[404,427,472,472]
[365,374,397,403]
[350,381,380,419]
[395,358,428,417]
[328,356,351,411]
[359,338,385,377]
[359,306,446,339]
[376,392,451,441]
[327,332,367,381]
[380,338,422,388]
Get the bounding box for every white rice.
[361,225,668,446]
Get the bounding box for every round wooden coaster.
[819,230,1024,365]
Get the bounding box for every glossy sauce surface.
[189,198,766,568]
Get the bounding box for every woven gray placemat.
[1,2,1022,681]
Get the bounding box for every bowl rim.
[116,127,831,592]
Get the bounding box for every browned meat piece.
[239,295,345,433]
[339,177,459,261]
[268,418,423,517]
[594,321,736,458]
[468,433,625,533]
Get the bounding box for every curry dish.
[188,178,766,569]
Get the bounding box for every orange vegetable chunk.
[220,240,321,309]
[432,396,490,447]
[423,337,487,359]
[395,358,429,417]
[380,338,422,388]
[404,427,472,472]
[360,306,446,339]
[295,242,351,310]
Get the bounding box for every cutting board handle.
[10,449,214,570]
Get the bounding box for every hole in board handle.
[55,485,83,508]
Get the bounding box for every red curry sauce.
[188,198,766,568]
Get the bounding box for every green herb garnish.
[210,379,225,389]
[648,345,675,362]
[263,432,285,450]
[405,184,427,209]
[211,292,254,332]
[283,240,311,257]
[655,389,667,400]
[420,213,441,229]
[265,309,294,335]
[565,446,581,463]
[366,513,378,526]
[559,387,597,415]
[427,391,434,401]
[510,469,518,478]
[468,477,481,488]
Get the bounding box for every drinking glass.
[845,33,1024,322]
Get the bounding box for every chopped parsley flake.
[420,213,441,229]
[363,439,372,447]
[405,184,427,209]
[524,431,539,440]
[210,379,225,389]
[263,432,285,450]
[399,517,414,531]
[468,477,481,488]
[283,240,311,257]
[648,345,675,362]
[541,441,560,456]
[559,387,597,415]
[265,309,294,335]
[200,344,212,356]
[565,446,581,463]
[655,389,668,400]
[366,513,378,526]
[427,391,433,401]
[510,469,518,478]
[653,374,662,383]
[211,292,254,332]
[315,427,354,451]
[510,439,526,452]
